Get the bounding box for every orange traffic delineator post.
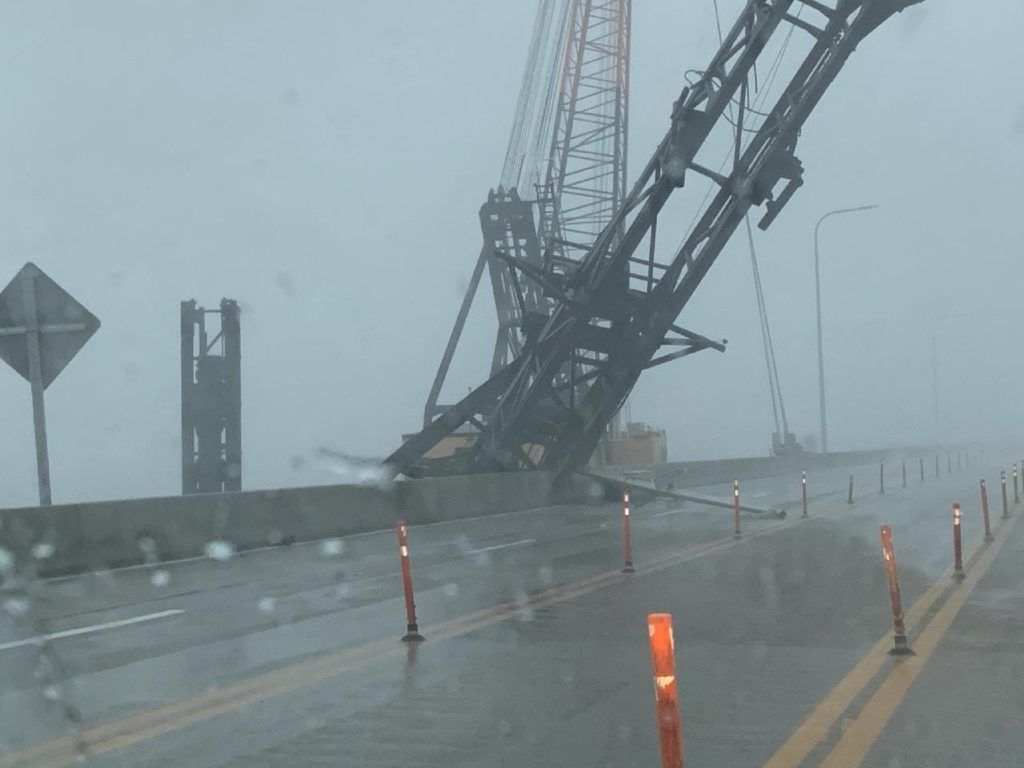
[879,463,885,495]
[1014,464,1020,505]
[1001,471,1010,520]
[396,520,425,642]
[622,491,635,573]
[801,471,808,517]
[847,474,854,505]
[733,480,741,539]
[879,525,912,655]
[952,502,964,581]
[902,458,907,488]
[919,457,925,483]
[647,613,684,768]
[980,479,993,542]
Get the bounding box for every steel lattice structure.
[402,0,924,482]
[423,0,630,426]
[181,299,242,494]
[537,0,630,281]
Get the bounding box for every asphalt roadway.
[0,453,1019,767]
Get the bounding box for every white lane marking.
[652,509,686,518]
[464,538,536,555]
[0,609,185,652]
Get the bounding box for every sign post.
[0,263,100,505]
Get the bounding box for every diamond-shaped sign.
[0,262,100,389]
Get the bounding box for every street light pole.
[931,314,952,441]
[814,205,878,454]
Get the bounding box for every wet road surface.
[0,454,1016,767]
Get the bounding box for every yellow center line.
[762,514,1013,768]
[818,510,1018,767]
[0,497,850,768]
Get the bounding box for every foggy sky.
[1,0,1021,507]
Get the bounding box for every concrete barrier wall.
[0,471,554,577]
[634,448,939,490]
[0,446,950,577]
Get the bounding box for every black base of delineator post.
[889,634,914,656]
[402,624,425,642]
[623,561,635,573]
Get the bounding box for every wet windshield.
[1,1,1021,766]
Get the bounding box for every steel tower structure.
[423,0,630,427]
[397,0,924,482]
[181,299,242,494]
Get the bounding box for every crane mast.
[396,0,925,482]
[423,0,631,427]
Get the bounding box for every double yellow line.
[764,511,1017,767]
[2,509,809,768]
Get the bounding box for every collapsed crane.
[396,0,924,483]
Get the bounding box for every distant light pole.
[931,314,954,440]
[815,205,879,454]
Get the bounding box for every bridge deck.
[0,458,1015,767]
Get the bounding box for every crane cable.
[712,0,792,440]
[500,0,572,191]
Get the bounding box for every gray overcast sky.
[0,1,1021,507]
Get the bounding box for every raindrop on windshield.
[319,539,344,557]
[3,596,30,616]
[204,540,237,562]
[138,537,158,564]
[31,542,55,560]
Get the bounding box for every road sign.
[0,262,100,389]
[0,262,100,505]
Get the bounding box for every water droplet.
[267,529,284,546]
[204,540,236,562]
[316,450,394,490]
[538,564,554,585]
[515,589,533,622]
[138,537,158,564]
[31,542,55,560]
[275,271,296,295]
[3,596,30,616]
[43,685,61,702]
[319,539,344,557]
[497,719,513,736]
[443,582,459,598]
[258,597,276,613]
[0,547,14,574]
[150,569,170,588]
